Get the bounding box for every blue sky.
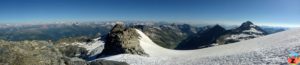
[0,0,299,27]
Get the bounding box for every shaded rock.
[58,45,88,58]
[89,60,129,65]
[176,25,226,50]
[63,57,88,65]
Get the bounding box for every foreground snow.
[101,28,300,65]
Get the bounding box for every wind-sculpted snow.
[102,28,300,65]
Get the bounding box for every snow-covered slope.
[216,21,268,45]
[102,28,300,65]
[62,37,105,57]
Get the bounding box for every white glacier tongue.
[102,28,300,65]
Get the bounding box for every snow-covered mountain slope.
[86,38,105,57]
[61,37,105,57]
[101,28,300,65]
[216,21,268,45]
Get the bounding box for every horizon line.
[0,20,298,28]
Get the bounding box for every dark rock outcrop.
[62,57,129,65]
[99,23,148,57]
[89,60,129,65]
[63,57,88,65]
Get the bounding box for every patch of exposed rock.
[0,40,65,65]
[0,40,129,65]
[90,60,129,65]
[99,23,148,57]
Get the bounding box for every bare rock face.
[0,40,129,65]
[175,25,226,50]
[90,60,129,65]
[0,40,65,65]
[99,23,148,57]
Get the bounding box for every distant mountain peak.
[239,21,256,30]
[213,24,224,29]
[203,24,225,33]
[243,21,254,25]
[216,21,268,45]
[237,21,268,34]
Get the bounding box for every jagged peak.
[240,21,256,28]
[243,21,254,25]
[211,24,225,30]
[111,23,125,32]
[197,24,226,34]
[214,24,222,27]
[232,21,268,35]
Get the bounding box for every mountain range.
[175,21,269,50]
[101,23,300,65]
[0,21,291,65]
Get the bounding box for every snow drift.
[100,28,300,65]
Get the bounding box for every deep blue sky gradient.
[0,0,299,27]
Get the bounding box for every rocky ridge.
[99,23,148,57]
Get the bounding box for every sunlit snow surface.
[101,28,300,65]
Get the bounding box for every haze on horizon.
[0,0,299,27]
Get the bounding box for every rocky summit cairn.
[99,23,148,57]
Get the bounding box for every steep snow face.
[135,29,188,57]
[102,28,300,65]
[86,40,105,57]
[80,38,104,54]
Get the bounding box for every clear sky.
[0,0,299,27]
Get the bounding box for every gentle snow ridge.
[101,28,300,65]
